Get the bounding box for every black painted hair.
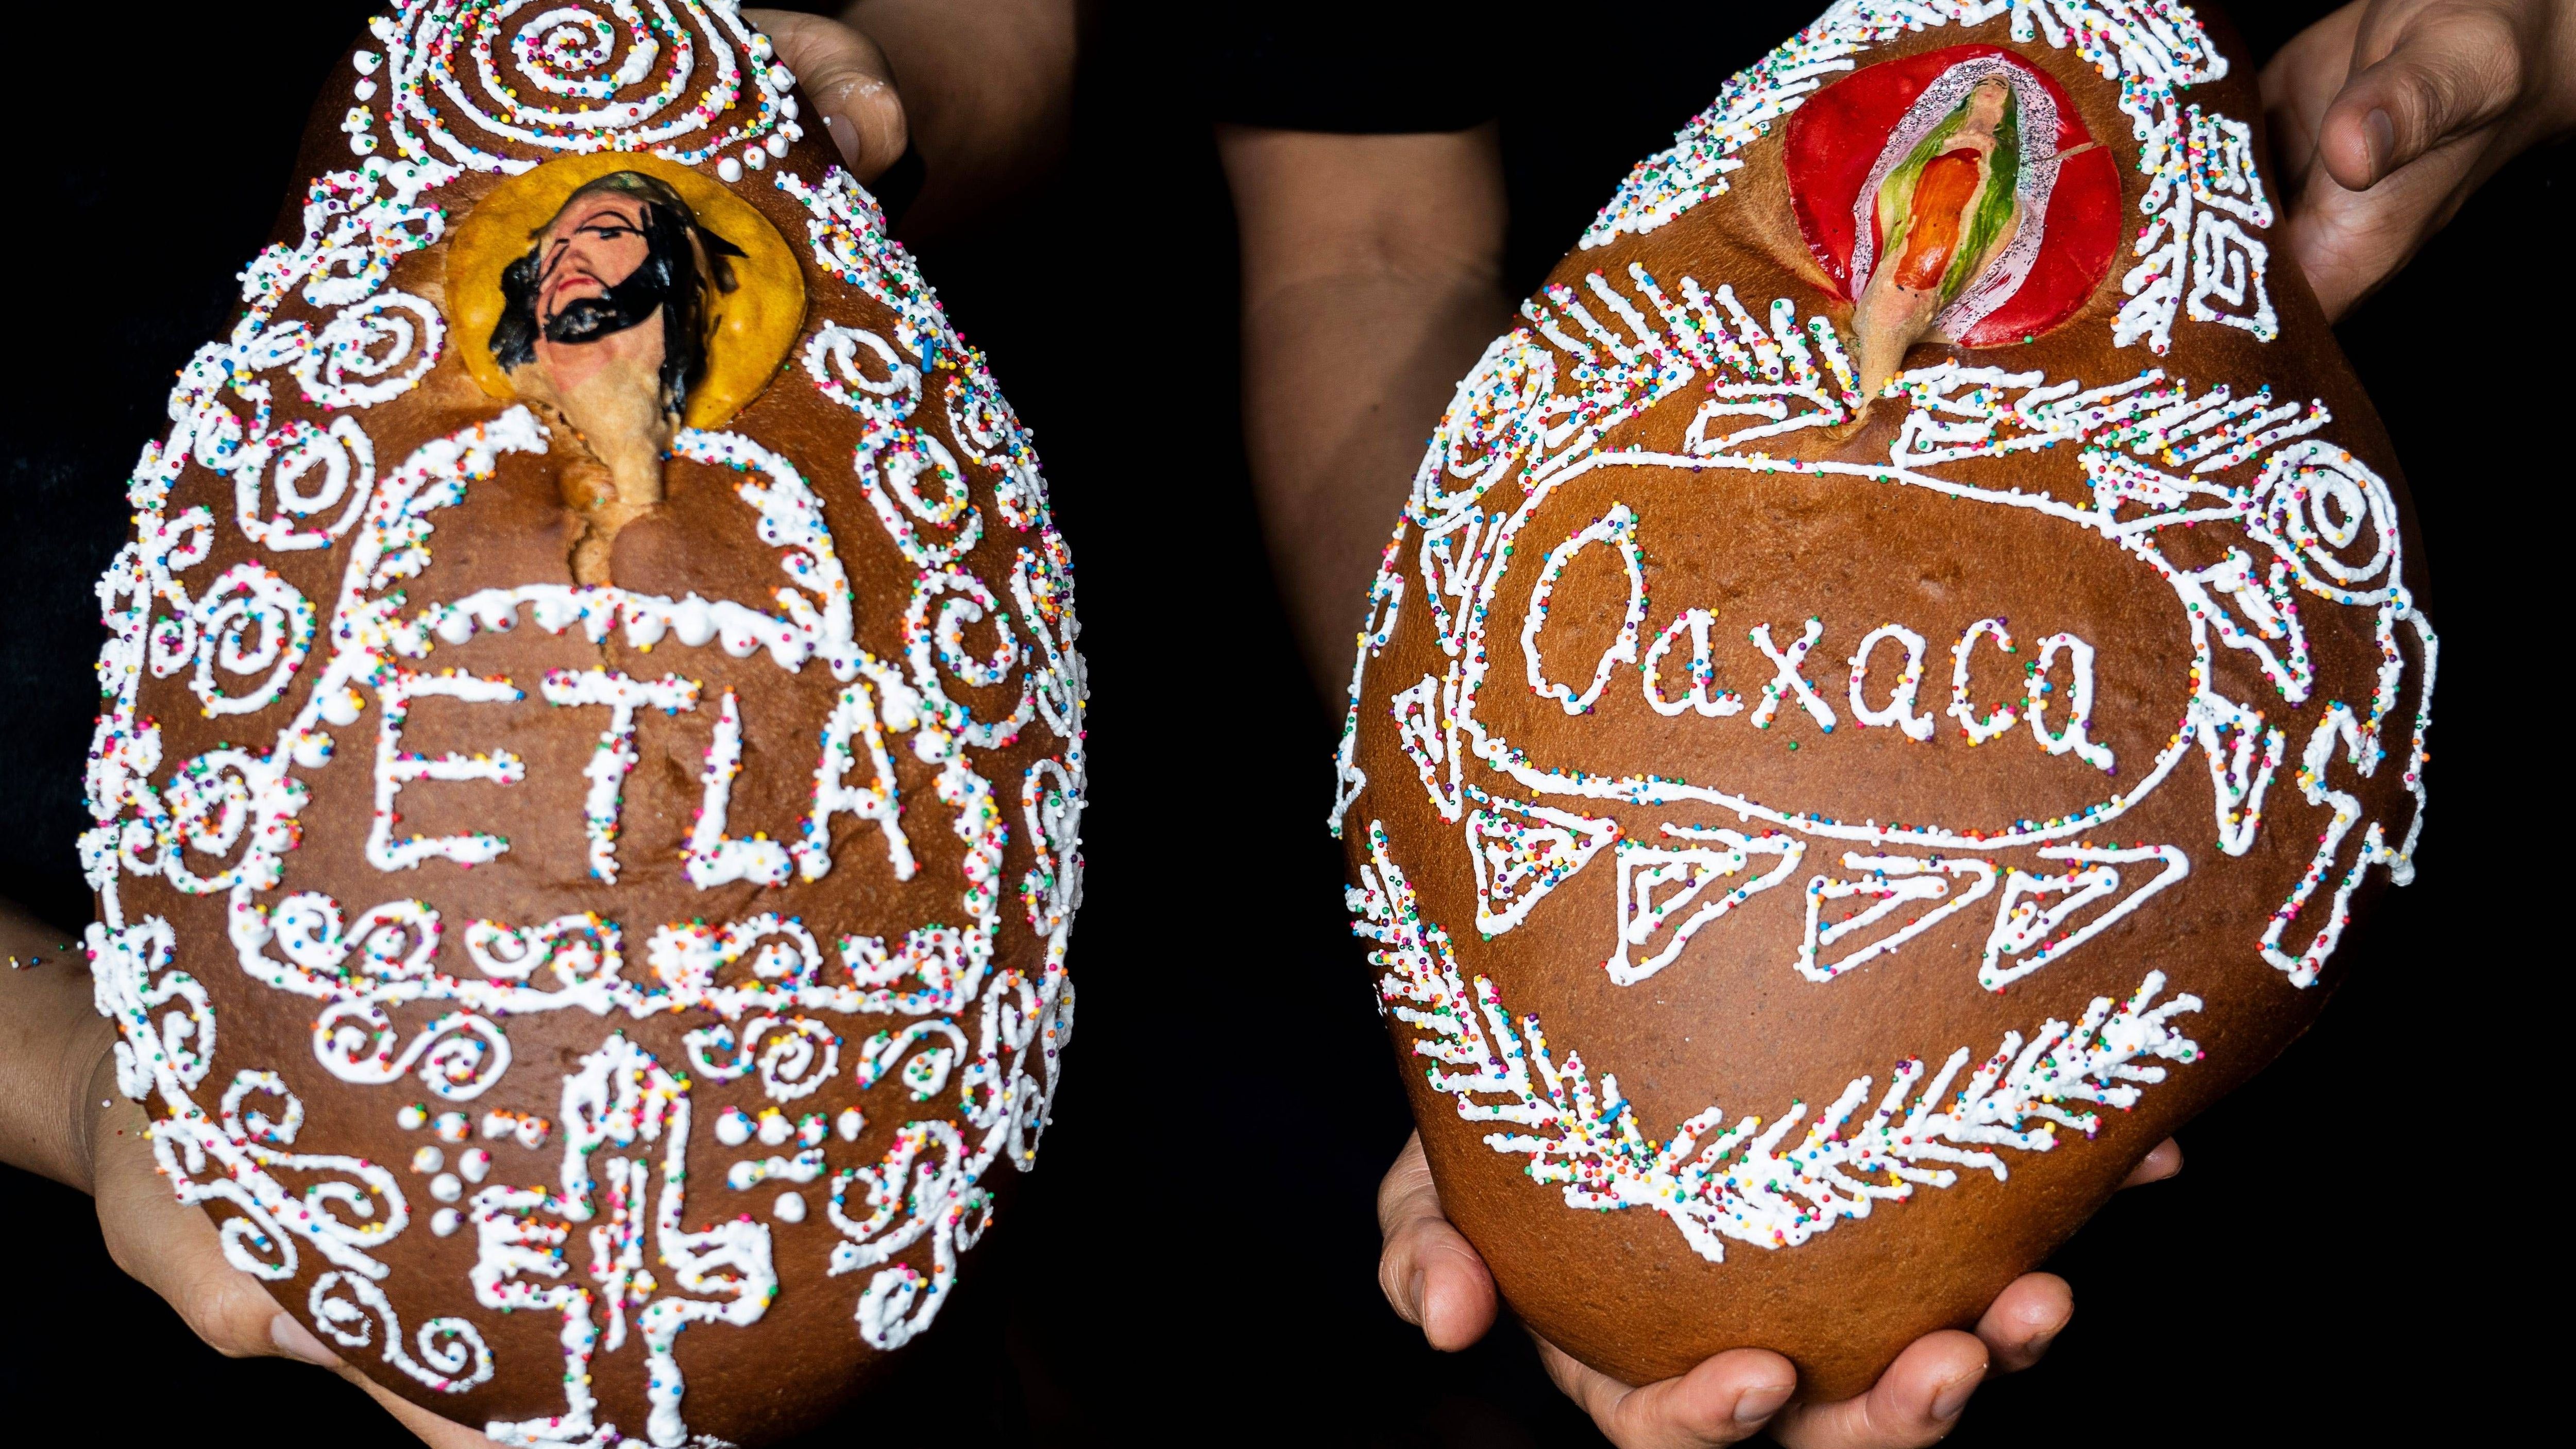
[489,171,746,419]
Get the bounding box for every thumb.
[2319,4,2533,190]
[1376,1131,1499,1352]
[748,9,909,180]
[89,1077,509,1447]
[83,1063,309,1366]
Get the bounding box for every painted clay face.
[531,192,663,385]
[490,173,748,543]
[1339,3,2430,1400]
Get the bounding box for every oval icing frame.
[446,152,806,430]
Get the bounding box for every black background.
[0,3,2553,1445]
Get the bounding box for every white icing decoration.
[310,1269,493,1392]
[1642,609,1746,719]
[1846,624,1935,739]
[82,108,1083,1437]
[1799,853,1999,982]
[1521,503,1647,715]
[1466,791,1622,937]
[1946,617,2021,744]
[855,1019,967,1103]
[297,290,447,408]
[472,1032,773,1447]
[1748,618,1837,731]
[1356,824,2201,1262]
[826,1120,993,1351]
[369,669,528,871]
[726,1150,823,1190]
[1335,262,2436,922]
[684,688,793,889]
[685,1015,840,1102]
[1979,844,2189,990]
[370,0,790,175]
[236,415,377,552]
[1608,827,1806,986]
[183,561,315,718]
[481,1109,553,1149]
[2025,632,2115,772]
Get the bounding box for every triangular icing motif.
[2079,448,2242,535]
[1608,826,1805,986]
[1391,672,1464,823]
[1466,793,1622,937]
[1797,854,1998,983]
[1981,845,2190,991]
[2189,690,2283,856]
[2187,549,2313,704]
[1417,507,1496,659]
[1329,563,1408,840]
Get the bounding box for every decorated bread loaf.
[80,3,1085,1443]
[1335,1,2430,1396]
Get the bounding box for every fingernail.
[822,112,858,168]
[269,1311,341,1369]
[1931,1370,1980,1422]
[2364,108,2395,180]
[1734,1381,1795,1423]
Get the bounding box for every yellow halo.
[445,153,806,431]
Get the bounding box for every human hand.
[2262,0,2576,320]
[746,7,910,180]
[1376,1129,2184,1447]
[753,2,1076,234]
[0,906,499,1446]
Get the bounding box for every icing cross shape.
[1331,0,2432,1277]
[471,1032,776,1449]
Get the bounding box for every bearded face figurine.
[489,169,750,573]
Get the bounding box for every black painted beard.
[543,265,667,345]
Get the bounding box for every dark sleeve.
[0,453,129,934]
[1188,0,1523,134]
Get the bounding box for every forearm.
[1218,124,1511,703]
[840,0,1077,234]
[0,899,115,1192]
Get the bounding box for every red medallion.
[1784,44,2120,347]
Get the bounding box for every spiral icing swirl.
[373,0,798,174]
